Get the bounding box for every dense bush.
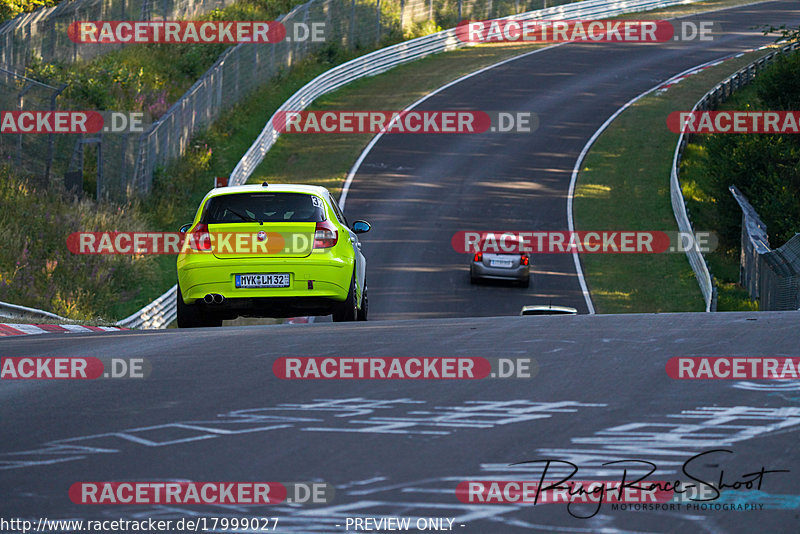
[700,51,800,249]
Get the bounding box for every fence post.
[45,83,67,186]
[96,134,103,200]
[349,0,356,48]
[141,0,151,19]
[376,0,381,41]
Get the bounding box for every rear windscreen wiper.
[227,208,263,225]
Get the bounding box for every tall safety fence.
[670,42,800,312]
[0,67,144,197]
[0,67,64,185]
[0,0,562,70]
[131,0,595,196]
[0,0,236,197]
[2,0,594,200]
[730,186,800,311]
[0,0,236,69]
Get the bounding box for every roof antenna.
[262,181,269,187]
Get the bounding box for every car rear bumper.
[471,262,530,281]
[193,296,345,319]
[177,255,351,304]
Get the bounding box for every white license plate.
[489,259,514,268]
[235,273,290,288]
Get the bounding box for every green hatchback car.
[176,183,370,327]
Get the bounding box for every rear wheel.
[332,271,358,322]
[520,276,530,288]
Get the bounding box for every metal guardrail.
[731,184,800,311]
[120,0,698,329]
[670,41,800,312]
[116,283,177,329]
[0,300,68,322]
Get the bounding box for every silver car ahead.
[470,237,530,287]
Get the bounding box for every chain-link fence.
[1,0,585,200]
[131,0,586,196]
[0,67,64,186]
[400,0,571,30]
[730,186,800,311]
[0,0,237,69]
[131,0,396,195]
[0,67,144,198]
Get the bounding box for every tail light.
[521,254,529,266]
[473,252,483,262]
[188,223,212,251]
[313,220,338,248]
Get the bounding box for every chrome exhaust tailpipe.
[204,294,225,304]
[203,294,215,304]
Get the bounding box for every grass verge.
[574,48,774,313]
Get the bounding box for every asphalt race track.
[345,0,800,319]
[2,312,800,532]
[4,2,800,534]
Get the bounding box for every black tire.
[176,286,222,328]
[332,271,358,322]
[520,276,530,288]
[357,284,368,321]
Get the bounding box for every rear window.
[203,193,326,223]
